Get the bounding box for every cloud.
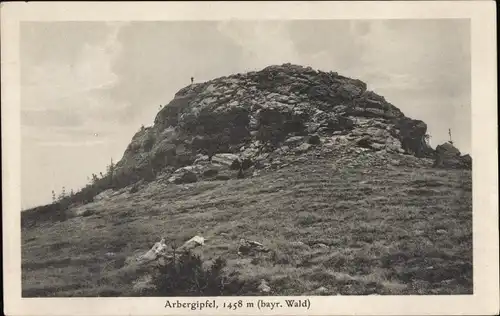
[216,20,302,69]
[36,140,107,147]
[21,22,127,139]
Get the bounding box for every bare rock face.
[110,63,467,190]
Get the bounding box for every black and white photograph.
[2,1,498,316]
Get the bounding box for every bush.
[148,249,254,296]
[149,249,227,296]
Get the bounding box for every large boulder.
[433,142,471,169]
[396,118,432,157]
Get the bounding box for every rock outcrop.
[112,63,465,188]
[433,142,472,169]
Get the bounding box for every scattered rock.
[194,154,210,164]
[216,174,231,181]
[313,286,329,295]
[137,238,168,263]
[284,136,306,146]
[295,143,312,154]
[290,241,309,248]
[238,239,270,255]
[72,207,95,217]
[168,168,198,184]
[212,153,240,167]
[312,243,329,249]
[94,189,114,201]
[202,168,219,178]
[178,235,205,251]
[258,279,271,294]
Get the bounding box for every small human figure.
[191,77,194,84]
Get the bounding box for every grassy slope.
[22,159,472,296]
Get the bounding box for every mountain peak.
[100,64,470,191]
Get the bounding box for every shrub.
[149,249,227,296]
[148,249,253,296]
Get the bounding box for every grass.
[21,159,472,296]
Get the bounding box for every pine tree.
[107,158,115,187]
[52,190,56,203]
[58,186,66,201]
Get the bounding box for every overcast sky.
[20,19,471,209]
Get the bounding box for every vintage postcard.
[2,1,498,315]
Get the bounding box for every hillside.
[21,64,473,296]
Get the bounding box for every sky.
[20,19,471,209]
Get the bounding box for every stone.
[202,168,219,177]
[295,143,312,154]
[238,238,270,255]
[94,189,114,201]
[194,154,210,164]
[370,142,385,150]
[284,136,306,146]
[290,241,309,248]
[307,123,320,133]
[313,286,329,295]
[178,235,205,251]
[258,279,271,293]
[312,243,329,249]
[212,153,240,167]
[434,142,471,169]
[168,168,198,184]
[137,238,168,263]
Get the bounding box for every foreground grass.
[22,160,472,296]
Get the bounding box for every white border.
[2,1,498,315]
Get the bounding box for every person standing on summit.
[191,77,194,84]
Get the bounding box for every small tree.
[107,158,115,187]
[58,186,66,201]
[51,190,56,203]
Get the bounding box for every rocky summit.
[22,64,473,297]
[114,63,465,187]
